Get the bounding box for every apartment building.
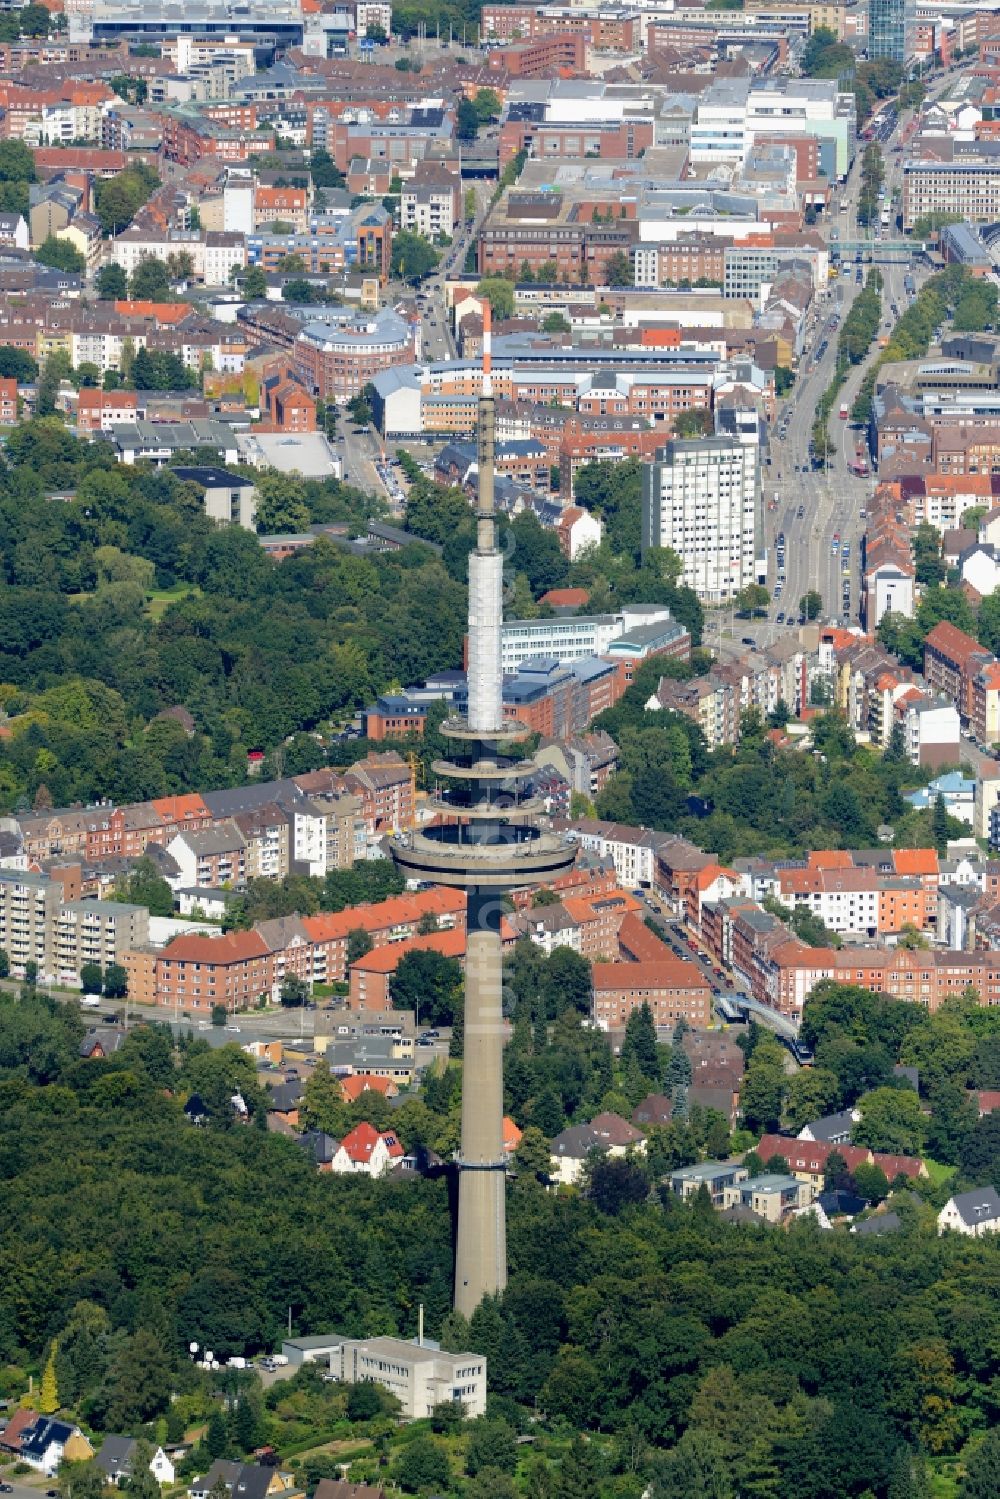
[303,888,467,984]
[155,930,273,1012]
[0,377,17,424]
[77,388,140,432]
[167,823,247,890]
[923,619,994,724]
[591,959,713,1030]
[559,819,675,891]
[642,437,758,603]
[0,871,148,984]
[400,170,460,240]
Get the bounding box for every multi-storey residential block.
[591,958,713,1030]
[642,436,758,603]
[0,871,148,985]
[303,888,467,984]
[923,619,994,724]
[155,929,273,1013]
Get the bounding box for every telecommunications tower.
[391,306,575,1315]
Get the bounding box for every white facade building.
[500,604,672,673]
[642,436,757,602]
[869,561,915,624]
[938,1187,1000,1237]
[329,1336,487,1418]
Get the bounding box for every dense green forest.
[0,423,465,809]
[4,975,1000,1496]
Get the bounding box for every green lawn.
[146,582,201,619]
[922,1157,957,1189]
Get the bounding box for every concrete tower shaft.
[390,298,574,1315]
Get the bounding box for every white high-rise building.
[642,437,757,603]
[223,169,255,237]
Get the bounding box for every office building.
[642,437,758,603]
[869,0,916,61]
[327,1335,487,1419]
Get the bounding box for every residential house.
[313,1483,386,1499]
[97,1437,175,1487]
[189,1463,276,1499]
[797,1108,859,1144]
[297,1131,341,1171]
[670,1160,749,1206]
[79,1026,126,1058]
[938,1186,1000,1237]
[20,1418,94,1476]
[0,1409,39,1455]
[721,1173,815,1223]
[549,1111,646,1185]
[329,1122,405,1178]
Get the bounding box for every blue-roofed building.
[940,222,991,276]
[21,1418,93,1475]
[903,770,975,825]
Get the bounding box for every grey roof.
[97,1436,137,1478]
[267,1079,303,1112]
[173,466,255,489]
[947,1186,1000,1228]
[177,822,245,856]
[192,1463,272,1499]
[79,1027,126,1058]
[670,1158,743,1185]
[799,1108,856,1143]
[298,1130,339,1165]
[852,1211,902,1237]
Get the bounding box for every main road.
[759,81,943,635]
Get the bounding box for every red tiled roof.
[591,958,710,990]
[616,911,673,961]
[756,1134,870,1174]
[0,1408,38,1452]
[303,887,466,943]
[151,793,210,821]
[350,926,468,974]
[924,619,992,669]
[871,1151,924,1180]
[538,586,590,607]
[339,1075,396,1102]
[893,848,938,878]
[808,850,853,870]
[339,1121,404,1161]
[160,930,269,965]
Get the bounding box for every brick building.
[591,958,712,1030]
[303,887,467,984]
[155,929,273,1012]
[923,619,994,724]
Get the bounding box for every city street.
[758,89,938,635]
